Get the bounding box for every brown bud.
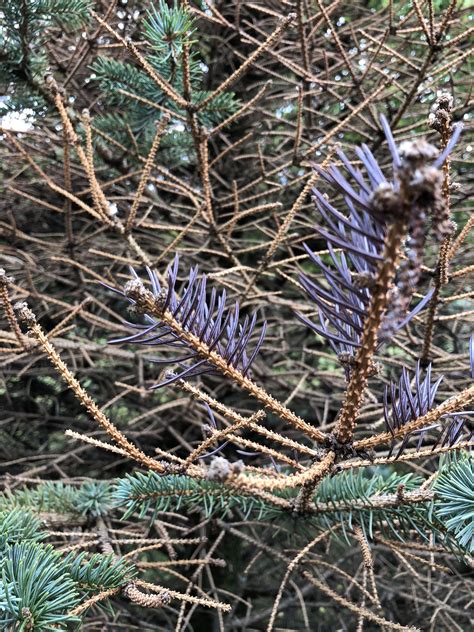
[13,302,36,327]
[398,139,438,166]
[0,268,15,286]
[369,182,400,219]
[408,165,443,209]
[123,279,158,310]
[431,91,453,113]
[206,456,231,482]
[206,456,245,482]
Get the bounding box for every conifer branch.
[91,11,188,109]
[123,278,327,443]
[334,219,407,444]
[0,270,28,351]
[2,1,472,627]
[14,303,169,474]
[125,115,171,233]
[354,384,474,451]
[195,14,296,112]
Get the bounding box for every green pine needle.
[65,552,136,591]
[0,542,81,631]
[0,509,45,553]
[434,454,474,553]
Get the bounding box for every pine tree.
[1,1,473,630]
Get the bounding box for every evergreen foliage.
[0,451,471,628]
[65,552,136,592]
[0,542,81,631]
[115,459,473,550]
[434,455,474,553]
[0,509,45,552]
[0,480,114,517]
[1,0,473,629]
[0,487,137,629]
[91,0,240,162]
[0,0,92,110]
